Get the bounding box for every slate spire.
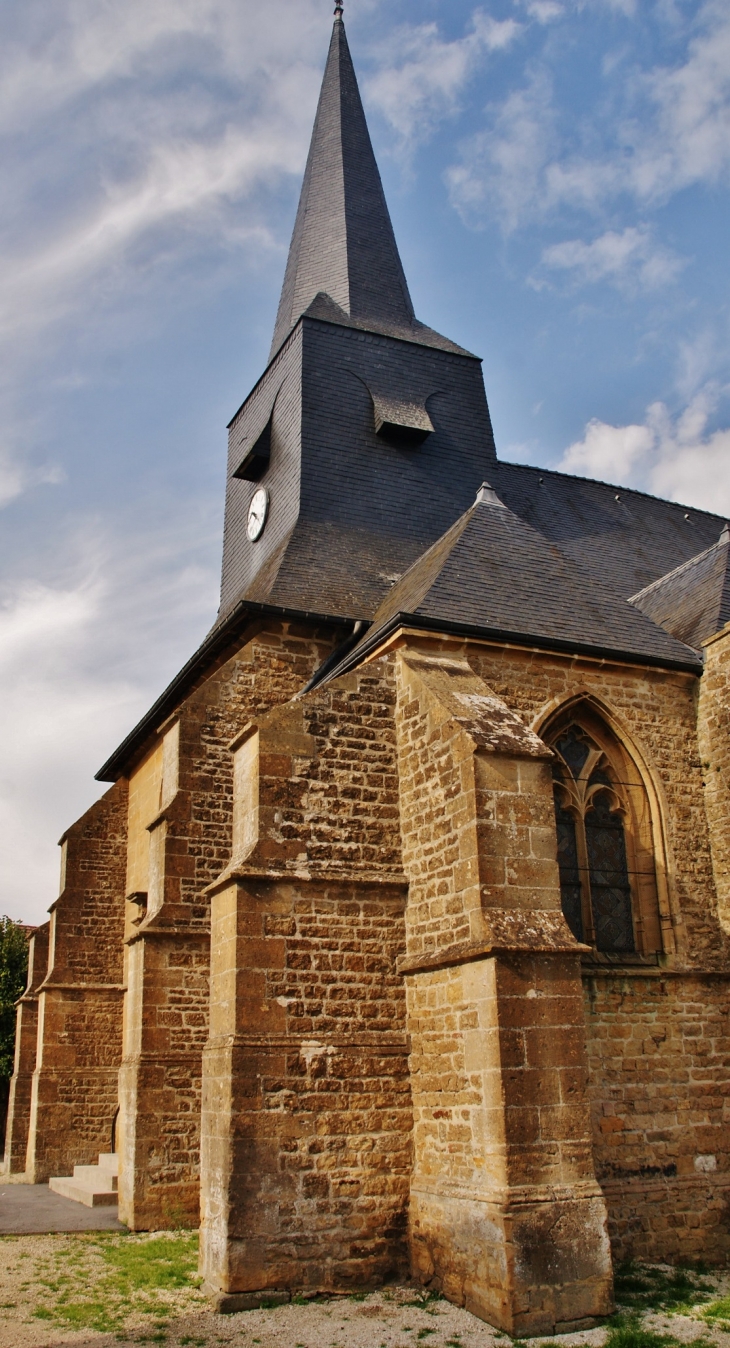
[269,11,416,359]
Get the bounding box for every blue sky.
[2,0,729,922]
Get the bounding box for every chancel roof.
[328,483,704,679]
[490,462,725,603]
[629,527,730,650]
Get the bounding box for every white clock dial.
[247,487,269,541]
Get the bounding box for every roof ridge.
[323,488,701,683]
[496,460,726,522]
[629,530,729,604]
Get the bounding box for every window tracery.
[546,710,663,957]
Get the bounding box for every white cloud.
[0,128,297,348]
[635,0,730,200]
[0,516,219,924]
[448,0,730,228]
[0,575,128,923]
[536,226,685,290]
[558,384,730,514]
[0,0,325,131]
[447,73,555,230]
[0,0,329,386]
[675,329,723,401]
[560,417,654,481]
[0,414,64,511]
[0,455,24,509]
[365,10,522,149]
[525,0,565,23]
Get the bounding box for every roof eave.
[95,600,352,782]
[322,611,704,684]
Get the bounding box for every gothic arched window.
[546,710,663,957]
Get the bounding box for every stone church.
[4,6,730,1336]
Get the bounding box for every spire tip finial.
[334,0,343,18]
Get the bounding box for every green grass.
[101,1232,200,1296]
[613,1262,715,1314]
[600,1316,720,1348]
[31,1232,203,1334]
[604,1319,679,1348]
[701,1294,730,1332]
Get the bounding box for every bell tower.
[218,5,498,624]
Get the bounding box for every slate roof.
[95,18,728,781]
[219,316,498,623]
[300,291,471,358]
[328,484,703,679]
[629,527,730,649]
[269,16,462,360]
[490,461,726,603]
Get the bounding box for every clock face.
[247,487,269,542]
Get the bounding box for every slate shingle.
[629,528,730,649]
[329,488,703,678]
[269,17,459,361]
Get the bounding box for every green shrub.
[0,915,29,1081]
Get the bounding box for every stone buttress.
[394,646,613,1336]
[3,922,49,1173]
[199,659,411,1303]
[24,784,127,1182]
[117,621,342,1229]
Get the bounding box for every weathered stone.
[8,624,730,1317]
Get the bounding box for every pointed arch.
[536,692,675,958]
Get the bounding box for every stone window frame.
[540,698,672,959]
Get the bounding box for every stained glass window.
[555,729,590,780]
[555,798,583,942]
[550,722,636,954]
[585,791,635,952]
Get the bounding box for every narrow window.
[585,789,634,952]
[549,722,638,954]
[555,799,583,943]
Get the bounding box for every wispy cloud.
[447,73,555,231]
[448,0,730,229]
[0,129,297,350]
[534,226,686,291]
[0,0,328,401]
[365,10,522,150]
[525,0,565,22]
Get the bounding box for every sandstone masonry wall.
[119,620,345,1228]
[394,646,612,1336]
[201,657,412,1299]
[584,971,730,1263]
[25,783,127,1182]
[465,641,727,966]
[3,923,49,1173]
[697,625,730,935]
[457,637,730,1262]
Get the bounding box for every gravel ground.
[1,1234,729,1348]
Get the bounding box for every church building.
[5,6,730,1336]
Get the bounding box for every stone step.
[49,1174,118,1207]
[97,1153,119,1176]
[72,1164,118,1190]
